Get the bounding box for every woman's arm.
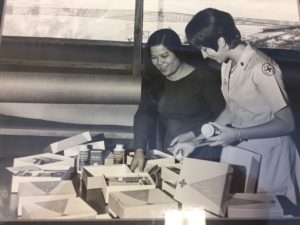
[131,78,158,171]
[207,60,295,146]
[207,106,295,146]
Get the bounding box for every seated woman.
[130,28,225,171]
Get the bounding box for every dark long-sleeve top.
[134,68,225,151]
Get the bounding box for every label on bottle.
[89,149,104,166]
[77,148,89,172]
[113,144,125,164]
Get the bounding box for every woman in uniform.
[178,8,300,204]
[130,28,225,171]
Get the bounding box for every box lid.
[174,158,232,216]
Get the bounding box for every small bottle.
[77,145,90,173]
[113,144,125,164]
[88,144,105,166]
[201,123,221,138]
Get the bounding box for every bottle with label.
[113,144,125,164]
[88,144,105,166]
[77,145,90,173]
[201,123,221,138]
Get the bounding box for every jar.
[201,123,220,138]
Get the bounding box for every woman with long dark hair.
[130,28,225,171]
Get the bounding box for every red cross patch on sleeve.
[262,63,275,76]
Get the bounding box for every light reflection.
[165,209,206,225]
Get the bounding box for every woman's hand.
[206,122,239,146]
[168,141,197,161]
[130,149,145,172]
[169,131,196,147]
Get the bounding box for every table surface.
[1,156,300,224]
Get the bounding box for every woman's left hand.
[206,122,239,146]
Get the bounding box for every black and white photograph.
[0,0,300,224]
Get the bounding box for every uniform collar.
[237,44,256,71]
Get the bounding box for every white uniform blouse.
[221,44,300,204]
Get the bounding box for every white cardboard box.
[127,150,175,172]
[144,157,175,172]
[21,196,97,219]
[161,164,181,182]
[82,164,133,189]
[64,145,89,157]
[11,168,73,193]
[99,172,156,203]
[104,151,114,165]
[220,145,261,193]
[45,131,92,154]
[108,188,178,218]
[18,180,77,216]
[174,158,233,217]
[227,193,284,218]
[162,180,177,197]
[13,153,75,171]
[64,141,105,157]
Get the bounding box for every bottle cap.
[201,124,215,138]
[114,144,125,151]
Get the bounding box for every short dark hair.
[146,28,182,58]
[185,8,241,51]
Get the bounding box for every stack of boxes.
[17,180,77,217]
[7,149,80,218]
[18,180,99,219]
[6,130,285,220]
[159,147,283,219]
[10,153,75,193]
[81,149,179,218]
[6,131,112,219]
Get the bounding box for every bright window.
[143,0,300,49]
[3,0,136,42]
[2,0,300,49]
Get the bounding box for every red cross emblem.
[179,179,187,188]
[262,63,275,76]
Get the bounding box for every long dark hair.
[185,8,241,51]
[142,29,183,101]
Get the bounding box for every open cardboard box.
[227,193,284,218]
[13,153,75,171]
[17,180,77,217]
[108,188,178,218]
[10,167,73,193]
[99,172,156,203]
[82,164,133,189]
[21,196,97,219]
[221,145,261,193]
